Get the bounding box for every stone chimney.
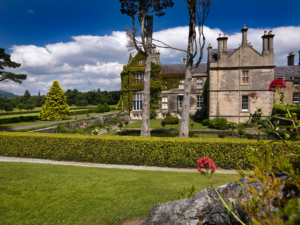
[207,44,212,64]
[183,56,186,64]
[262,30,275,55]
[287,52,295,66]
[217,33,222,53]
[223,33,228,53]
[241,24,248,46]
[155,50,161,65]
[217,34,228,59]
[268,30,275,54]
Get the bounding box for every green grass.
[0,162,236,225]
[126,119,209,129]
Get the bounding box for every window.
[242,96,249,111]
[293,92,300,102]
[139,60,144,65]
[197,96,203,109]
[162,114,167,118]
[197,78,203,88]
[280,93,283,103]
[133,114,139,119]
[133,93,143,111]
[179,79,185,89]
[178,96,183,109]
[242,71,249,84]
[294,77,300,86]
[134,74,144,84]
[162,97,168,109]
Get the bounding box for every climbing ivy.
[120,52,162,113]
[160,73,185,90]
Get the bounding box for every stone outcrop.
[142,175,298,225]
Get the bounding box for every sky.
[0,0,300,95]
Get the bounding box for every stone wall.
[29,115,117,133]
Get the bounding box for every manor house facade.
[120,25,300,123]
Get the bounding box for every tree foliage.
[0,48,27,83]
[39,81,71,121]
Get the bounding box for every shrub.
[202,119,210,126]
[103,103,110,112]
[162,116,179,124]
[273,104,300,119]
[208,118,229,130]
[0,115,39,125]
[218,132,226,138]
[0,132,288,170]
[96,104,104,113]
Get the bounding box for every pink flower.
[268,79,287,91]
[248,91,258,99]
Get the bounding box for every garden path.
[0,111,118,132]
[0,156,238,174]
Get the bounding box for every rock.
[141,178,260,225]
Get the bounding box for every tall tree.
[120,0,174,137]
[39,81,71,121]
[0,48,27,83]
[23,90,31,104]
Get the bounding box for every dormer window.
[179,79,185,89]
[139,60,144,65]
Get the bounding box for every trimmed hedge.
[0,132,286,169]
[71,109,92,115]
[273,104,300,119]
[162,116,179,124]
[0,116,39,125]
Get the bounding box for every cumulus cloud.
[1,25,299,95]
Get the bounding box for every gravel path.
[0,156,238,174]
[0,111,119,131]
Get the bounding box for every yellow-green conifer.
[39,80,71,121]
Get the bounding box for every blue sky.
[1,0,300,95]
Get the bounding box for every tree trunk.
[179,1,196,138]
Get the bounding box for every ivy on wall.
[120,52,162,114]
[160,73,185,90]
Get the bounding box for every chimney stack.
[217,34,228,60]
[217,33,222,53]
[183,56,186,64]
[223,33,228,52]
[287,52,295,66]
[241,24,248,46]
[262,30,275,55]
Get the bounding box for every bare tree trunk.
[179,0,196,138]
[140,16,153,137]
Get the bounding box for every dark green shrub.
[166,112,172,117]
[202,119,210,126]
[218,132,226,138]
[163,116,179,124]
[96,104,104,113]
[208,118,229,130]
[0,115,39,125]
[273,104,300,119]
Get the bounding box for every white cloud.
[1,25,299,95]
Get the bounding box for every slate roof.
[160,63,207,73]
[275,65,300,80]
[209,49,238,62]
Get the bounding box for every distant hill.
[0,90,16,98]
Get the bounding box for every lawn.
[126,119,209,129]
[0,162,236,225]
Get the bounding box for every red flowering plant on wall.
[268,79,287,92]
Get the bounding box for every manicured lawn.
[0,162,236,225]
[126,119,209,129]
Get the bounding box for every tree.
[0,48,27,83]
[120,0,174,137]
[96,103,104,113]
[0,101,5,113]
[76,95,88,108]
[23,90,31,104]
[103,103,110,112]
[39,80,71,121]
[17,103,25,112]
[4,103,13,112]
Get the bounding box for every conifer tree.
[103,102,110,112]
[96,103,104,113]
[39,80,71,121]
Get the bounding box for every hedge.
[0,116,39,125]
[273,104,300,119]
[0,132,286,170]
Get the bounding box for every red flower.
[248,91,258,99]
[268,79,287,91]
[196,157,217,174]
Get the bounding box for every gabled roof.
[209,49,238,62]
[275,65,300,80]
[161,63,207,73]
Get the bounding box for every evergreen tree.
[4,103,13,111]
[15,94,21,105]
[0,48,27,83]
[103,102,110,112]
[23,90,31,104]
[17,103,25,112]
[39,80,71,121]
[0,101,5,112]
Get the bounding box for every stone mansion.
[120,25,300,123]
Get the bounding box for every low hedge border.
[0,132,285,170]
[0,116,39,125]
